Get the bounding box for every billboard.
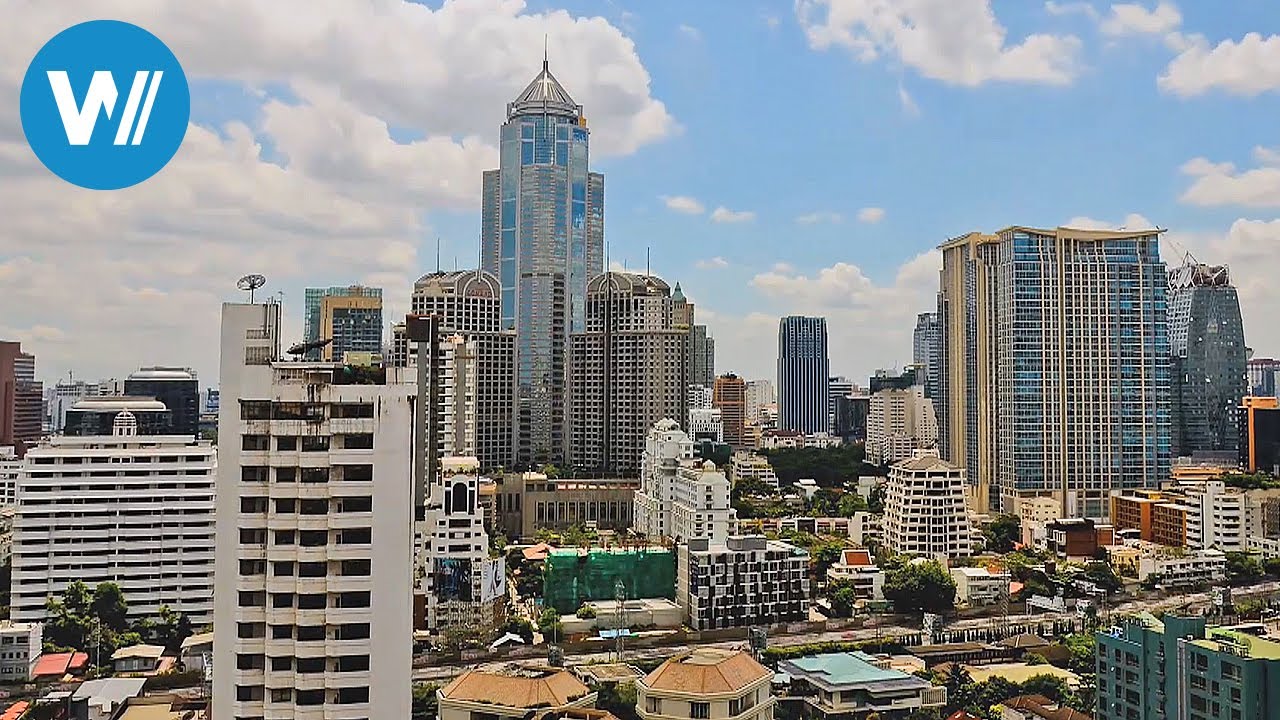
[481,557,507,603]
[434,558,472,602]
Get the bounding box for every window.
[274,530,295,546]
[337,687,370,704]
[337,528,371,545]
[241,435,269,451]
[342,433,374,449]
[275,436,298,451]
[270,687,292,702]
[235,685,264,702]
[646,698,662,714]
[274,498,296,514]
[238,592,264,607]
[275,467,297,483]
[341,559,371,576]
[341,464,373,482]
[301,436,330,452]
[240,401,271,420]
[296,657,325,674]
[338,496,372,513]
[270,625,291,640]
[300,468,329,484]
[332,403,374,419]
[270,593,292,609]
[297,594,325,610]
[336,655,370,672]
[239,560,266,576]
[299,499,328,515]
[236,654,264,670]
[296,689,325,706]
[298,562,326,578]
[691,702,710,719]
[300,530,328,547]
[334,591,371,608]
[272,561,294,576]
[296,625,324,642]
[241,466,269,483]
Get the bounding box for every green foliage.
[884,560,956,614]
[982,514,1021,553]
[597,681,640,720]
[1079,561,1123,593]
[412,683,440,720]
[866,483,886,514]
[1263,557,1280,577]
[143,669,203,692]
[539,464,562,479]
[538,607,563,641]
[1226,551,1264,582]
[41,582,191,664]
[1061,633,1097,675]
[810,488,869,518]
[502,616,535,644]
[1025,652,1047,665]
[576,603,597,619]
[760,639,906,665]
[1222,472,1280,490]
[829,581,858,618]
[761,445,873,487]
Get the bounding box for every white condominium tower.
[634,419,733,544]
[10,408,215,625]
[215,301,412,720]
[882,450,973,560]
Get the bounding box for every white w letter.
[46,70,119,145]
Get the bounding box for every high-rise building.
[678,536,809,630]
[422,457,506,634]
[411,271,516,471]
[633,420,733,544]
[687,408,723,443]
[713,374,747,450]
[481,58,604,467]
[913,312,940,399]
[777,316,830,434]
[882,451,973,560]
[866,384,938,466]
[689,325,716,387]
[1248,357,1280,397]
[11,412,215,625]
[937,226,1171,518]
[687,385,713,411]
[0,343,41,456]
[303,285,384,362]
[1240,396,1280,474]
[828,376,854,434]
[124,366,200,438]
[833,393,869,442]
[745,379,775,424]
[49,379,98,433]
[1168,259,1246,459]
[568,273,688,476]
[216,302,411,719]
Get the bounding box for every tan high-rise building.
[713,373,747,450]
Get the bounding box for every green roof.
[1194,630,1280,661]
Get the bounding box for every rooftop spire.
[507,42,582,119]
[544,34,549,71]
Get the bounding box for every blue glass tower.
[777,316,830,435]
[481,58,604,466]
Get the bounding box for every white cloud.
[857,207,886,223]
[1063,212,1156,229]
[661,195,706,215]
[1160,33,1280,97]
[898,84,921,116]
[764,15,782,30]
[678,24,701,40]
[1044,1,1099,20]
[1180,150,1280,208]
[796,211,844,225]
[1100,2,1181,37]
[695,257,730,270]
[710,206,756,223]
[772,262,797,274]
[796,0,1081,86]
[0,0,675,381]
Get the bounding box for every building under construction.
[543,547,676,613]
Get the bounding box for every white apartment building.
[678,535,809,630]
[687,407,723,443]
[0,621,42,682]
[422,457,505,634]
[0,446,18,506]
[1137,549,1227,589]
[759,431,842,450]
[215,301,412,720]
[1182,481,1280,553]
[951,567,1010,607]
[639,649,775,720]
[865,385,937,466]
[10,412,215,625]
[688,385,713,411]
[883,451,973,560]
[826,549,884,601]
[729,452,779,491]
[745,379,775,423]
[634,420,734,544]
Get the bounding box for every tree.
[982,515,1021,553]
[837,492,868,517]
[829,582,858,618]
[148,605,193,653]
[576,603,597,619]
[761,445,873,487]
[866,483,886,514]
[538,607,563,642]
[1062,633,1097,675]
[412,683,439,720]
[1080,561,1122,593]
[91,583,129,633]
[1225,552,1264,583]
[539,464,562,479]
[502,616,535,644]
[884,560,956,614]
[1263,557,1280,577]
[598,681,640,720]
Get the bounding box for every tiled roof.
[644,649,771,694]
[441,669,590,708]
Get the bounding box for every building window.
[690,702,710,719]
[646,698,662,714]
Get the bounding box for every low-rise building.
[179,631,213,674]
[639,649,774,720]
[729,452,779,491]
[1136,548,1227,588]
[760,430,842,450]
[559,598,683,635]
[678,535,809,630]
[998,694,1090,720]
[0,621,41,682]
[826,549,884,601]
[439,668,597,720]
[951,567,1011,607]
[687,408,723,443]
[1044,519,1114,560]
[779,651,946,718]
[110,644,166,676]
[496,473,638,541]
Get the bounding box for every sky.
[3,0,1280,388]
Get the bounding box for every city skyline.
[3,2,1278,387]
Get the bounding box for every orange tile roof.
[32,652,73,677]
[0,702,28,720]
[643,649,770,694]
[441,669,589,708]
[841,549,873,567]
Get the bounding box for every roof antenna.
[544,35,549,71]
[646,247,651,278]
[436,237,441,273]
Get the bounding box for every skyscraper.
[481,57,604,467]
[1168,258,1247,459]
[124,366,200,438]
[937,226,1171,518]
[912,312,940,399]
[1248,357,1280,397]
[777,316,830,434]
[303,285,384,361]
[690,325,716,386]
[713,373,747,450]
[568,272,689,476]
[0,342,42,457]
[828,376,854,434]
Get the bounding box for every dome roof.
[508,59,581,119]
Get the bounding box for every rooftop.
[780,652,930,692]
[964,663,1080,688]
[999,694,1091,720]
[440,668,590,708]
[112,644,166,661]
[509,58,581,119]
[1194,629,1280,660]
[643,648,771,694]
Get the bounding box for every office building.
[568,273,689,476]
[411,270,517,471]
[937,227,1171,518]
[687,407,723,443]
[713,374,747,450]
[11,413,215,625]
[777,316,830,434]
[865,382,937,466]
[634,419,734,544]
[746,379,775,424]
[1096,614,1280,720]
[63,397,173,436]
[49,379,99,434]
[481,57,604,468]
[827,376,853,435]
[638,649,775,720]
[778,651,946,718]
[440,668,598,720]
[494,473,638,541]
[834,393,869,443]
[913,312,941,399]
[215,301,411,720]
[0,447,17,506]
[1168,259,1247,458]
[1240,396,1280,474]
[1248,357,1280,397]
[678,535,809,630]
[124,367,200,438]
[0,343,42,456]
[422,458,506,634]
[303,285,384,362]
[882,451,973,559]
[688,384,713,411]
[690,325,716,387]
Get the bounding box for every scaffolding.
[543,547,676,613]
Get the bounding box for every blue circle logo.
[20,20,190,190]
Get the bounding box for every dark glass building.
[123,367,198,437]
[777,315,830,434]
[63,397,173,436]
[1240,397,1280,474]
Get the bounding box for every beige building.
[495,472,638,541]
[882,451,973,560]
[439,668,598,720]
[317,292,382,362]
[638,649,775,720]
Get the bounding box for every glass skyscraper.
[302,285,384,362]
[937,226,1171,519]
[1168,258,1246,459]
[481,59,604,466]
[777,316,830,435]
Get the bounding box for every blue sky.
[3,0,1280,385]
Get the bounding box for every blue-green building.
[1096,614,1280,720]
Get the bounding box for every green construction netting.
[543,548,676,613]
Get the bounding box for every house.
[71,677,146,720]
[0,621,42,682]
[779,651,946,717]
[997,694,1090,720]
[30,651,89,681]
[826,549,885,602]
[639,649,775,720]
[179,631,213,673]
[1043,519,1114,560]
[110,644,167,676]
[438,668,597,720]
[951,567,1011,607]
